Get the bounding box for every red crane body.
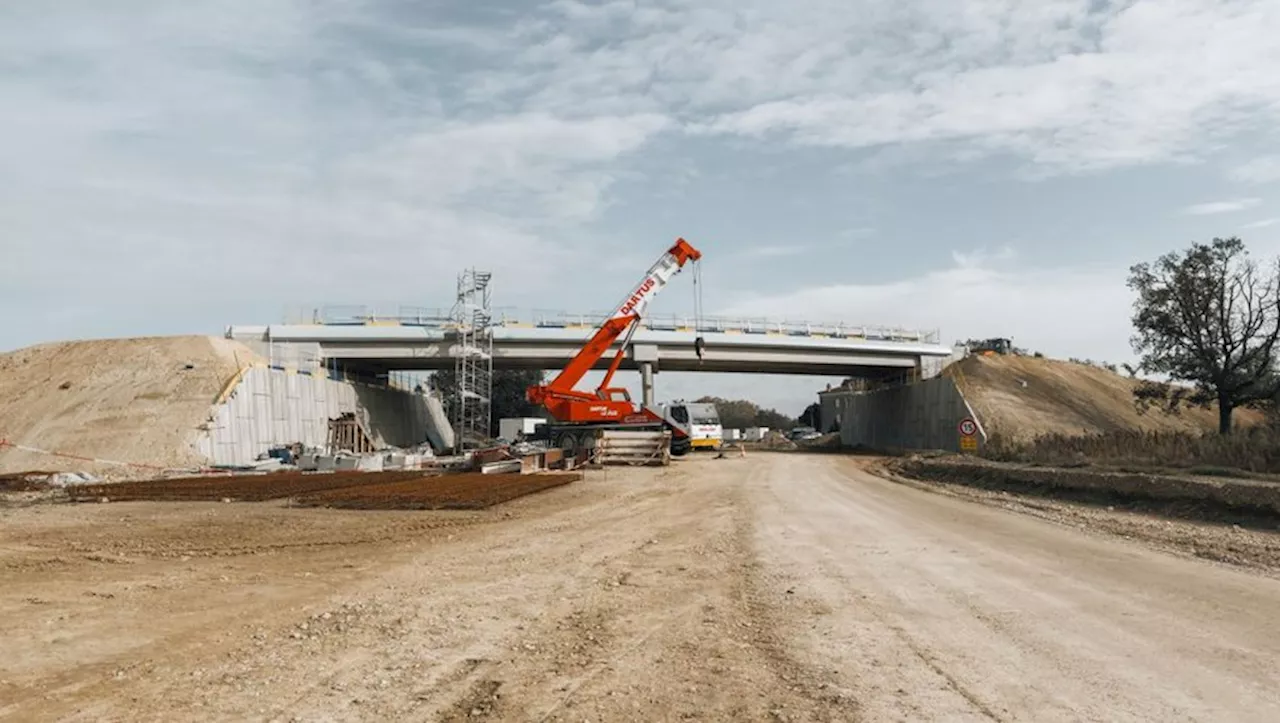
[526,238,702,430]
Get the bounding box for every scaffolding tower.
[451,269,493,451]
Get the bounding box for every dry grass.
[985,426,1280,476]
[950,354,1263,442]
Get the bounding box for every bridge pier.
[640,362,655,407]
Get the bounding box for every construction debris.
[62,468,579,509]
[293,472,578,510]
[0,471,101,491]
[480,460,523,475]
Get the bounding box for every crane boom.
[526,238,702,428]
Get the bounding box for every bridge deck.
[229,323,952,377]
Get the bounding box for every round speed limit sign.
[958,418,978,436]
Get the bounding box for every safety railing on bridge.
[281,306,939,344]
[525,310,939,344]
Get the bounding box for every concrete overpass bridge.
[227,309,951,404]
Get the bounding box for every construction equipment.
[965,338,1013,355]
[526,237,703,456]
[664,400,723,451]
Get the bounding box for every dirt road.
[3,455,1279,721]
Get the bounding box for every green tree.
[430,368,546,437]
[695,396,797,430]
[753,407,796,430]
[1128,237,1280,434]
[798,402,821,430]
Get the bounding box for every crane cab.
[664,402,722,452]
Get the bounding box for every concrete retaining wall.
[195,366,451,466]
[821,375,983,452]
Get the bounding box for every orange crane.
[526,237,703,454]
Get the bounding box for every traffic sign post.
[958,417,979,453]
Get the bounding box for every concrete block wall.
[195,366,451,466]
[821,374,983,453]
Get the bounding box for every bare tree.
[1128,237,1280,434]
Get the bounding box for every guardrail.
[281,306,940,344]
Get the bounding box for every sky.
[3,0,1280,415]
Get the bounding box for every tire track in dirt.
[450,457,851,722]
[747,453,1280,722]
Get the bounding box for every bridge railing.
[282,306,939,344]
[525,311,939,343]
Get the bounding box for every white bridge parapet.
[277,306,940,345]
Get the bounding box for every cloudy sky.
[3,0,1280,413]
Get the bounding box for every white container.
[744,427,770,442]
[499,417,546,441]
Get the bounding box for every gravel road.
[2,454,1278,721]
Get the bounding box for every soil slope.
[949,354,1261,442]
[0,336,257,476]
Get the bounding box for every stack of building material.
[595,430,671,466]
[328,413,376,455]
[480,459,523,474]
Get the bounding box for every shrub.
[982,427,1280,475]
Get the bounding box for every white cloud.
[495,0,1280,174]
[951,246,1017,269]
[342,112,671,225]
[1243,218,1280,229]
[719,254,1135,364]
[1231,156,1280,184]
[838,227,876,239]
[743,245,804,258]
[5,0,1280,371]
[1183,198,1262,215]
[0,3,672,348]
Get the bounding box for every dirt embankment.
[891,456,1280,523]
[0,336,258,477]
[883,455,1280,573]
[948,354,1262,442]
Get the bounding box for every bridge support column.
[640,362,655,407]
[633,344,660,408]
